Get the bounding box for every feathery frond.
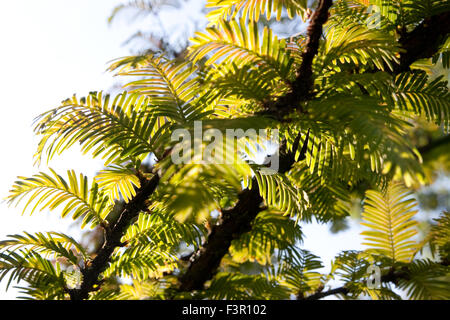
[396,259,450,300]
[109,55,209,124]
[205,0,308,26]
[204,272,289,299]
[230,211,303,265]
[8,169,110,229]
[392,71,450,131]
[361,183,419,263]
[95,164,141,204]
[0,232,87,266]
[189,19,293,80]
[0,250,66,299]
[34,91,161,165]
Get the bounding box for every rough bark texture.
[395,12,450,73]
[178,135,308,291]
[299,261,449,300]
[176,3,450,294]
[68,174,160,300]
[178,181,264,291]
[69,1,450,299]
[263,0,334,119]
[291,0,334,100]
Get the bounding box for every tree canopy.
[1,0,449,300]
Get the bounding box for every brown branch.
[300,287,350,300]
[176,3,450,295]
[394,12,450,73]
[177,0,333,293]
[264,0,334,119]
[178,134,309,292]
[68,173,160,300]
[299,260,450,300]
[418,134,450,156]
[298,268,408,300]
[178,180,264,291]
[291,0,333,100]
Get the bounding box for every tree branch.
[395,12,450,73]
[300,287,350,300]
[299,260,450,300]
[178,134,309,292]
[418,134,450,156]
[264,0,333,118]
[177,0,333,293]
[176,4,450,295]
[68,173,160,300]
[298,268,409,300]
[178,179,264,291]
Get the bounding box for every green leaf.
[33,91,160,165]
[361,183,419,263]
[8,169,110,229]
[205,0,308,26]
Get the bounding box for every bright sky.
[0,0,132,298]
[0,0,366,300]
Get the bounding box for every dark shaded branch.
[176,3,450,295]
[178,180,264,291]
[68,173,160,300]
[298,269,408,300]
[299,261,450,300]
[291,0,333,100]
[264,0,333,118]
[177,0,333,293]
[301,287,350,300]
[418,134,450,156]
[178,135,309,292]
[394,12,450,73]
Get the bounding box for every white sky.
[0,0,367,300]
[0,0,132,299]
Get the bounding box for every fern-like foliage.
[105,208,207,280]
[2,0,450,301]
[189,19,293,81]
[203,272,289,299]
[266,249,324,297]
[331,250,402,300]
[123,210,206,250]
[0,250,66,299]
[34,92,162,165]
[361,183,419,263]
[8,169,111,229]
[372,0,450,28]
[421,211,450,262]
[0,232,87,266]
[95,164,142,204]
[229,211,303,265]
[392,71,450,130]
[316,21,399,72]
[109,55,209,124]
[205,0,308,26]
[396,259,450,300]
[253,173,309,219]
